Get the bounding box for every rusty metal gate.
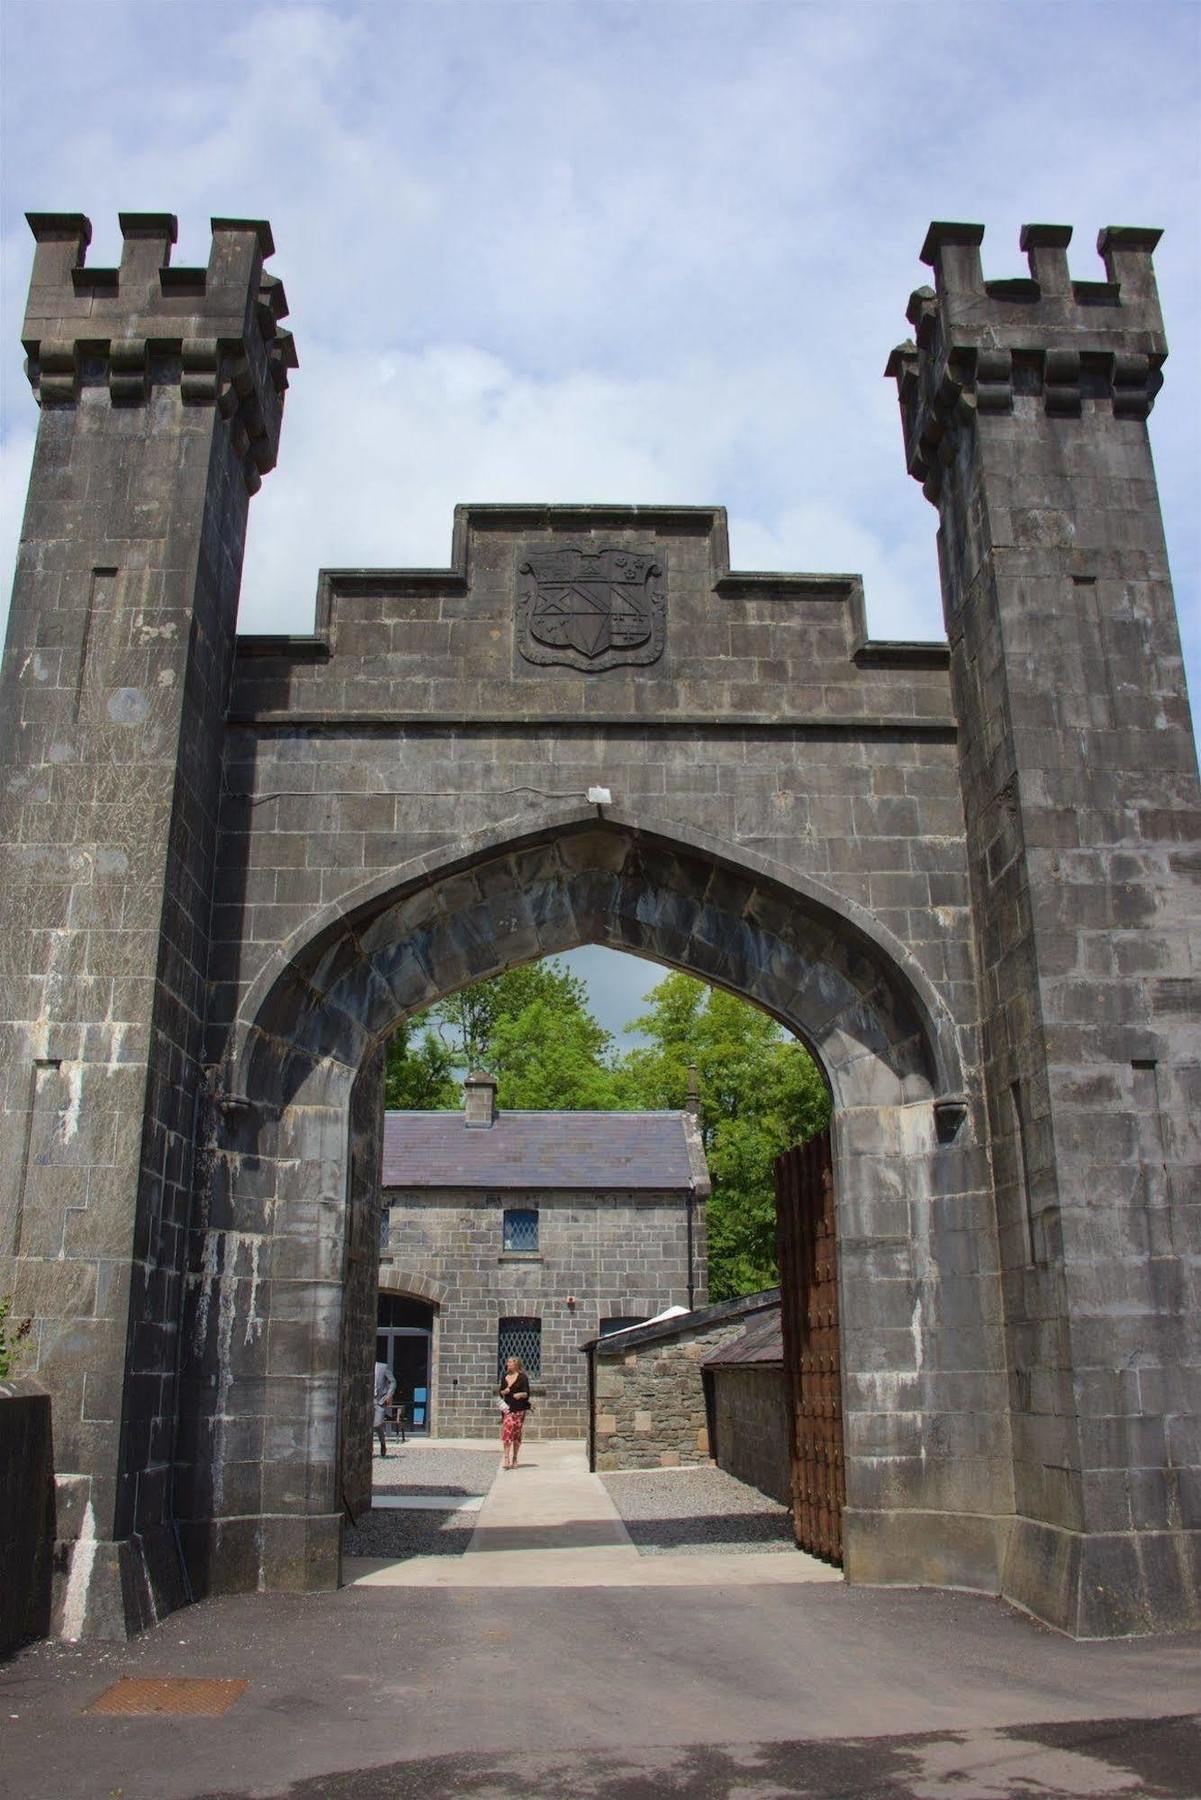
[775,1129,844,1564]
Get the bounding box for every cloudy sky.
[2,0,1198,1036]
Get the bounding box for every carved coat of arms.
[517,546,666,671]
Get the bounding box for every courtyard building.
[378,1073,711,1439]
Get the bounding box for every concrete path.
[346,1438,840,1589]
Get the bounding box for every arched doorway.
[179,815,1007,1606]
[376,1293,434,1436]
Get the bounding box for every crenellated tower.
[0,214,295,1637]
[889,224,1200,1636]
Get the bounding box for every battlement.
[886,221,1167,503]
[20,212,298,490]
[916,220,1164,342]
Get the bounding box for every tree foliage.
[383,960,619,1111]
[490,999,628,1111]
[383,1018,459,1111]
[381,959,830,1300]
[621,974,830,1300]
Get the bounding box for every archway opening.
[183,817,1008,1608]
[366,946,832,1554]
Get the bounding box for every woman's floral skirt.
[501,1409,525,1448]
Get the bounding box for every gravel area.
[346,1444,501,1561]
[601,1465,794,1556]
[344,1507,476,1560]
[371,1443,500,1498]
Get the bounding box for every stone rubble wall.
[594,1315,752,1470]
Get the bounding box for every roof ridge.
[383,1108,688,1120]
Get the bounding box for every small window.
[498,1316,541,1380]
[502,1207,539,1253]
[600,1316,647,1337]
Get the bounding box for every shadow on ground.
[193,1712,1201,1799]
[343,1510,474,1560]
[620,1511,794,1554]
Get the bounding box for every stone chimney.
[686,1064,700,1116]
[463,1070,498,1128]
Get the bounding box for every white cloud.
[1,0,1197,695]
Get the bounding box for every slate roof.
[381,1109,702,1192]
[703,1306,784,1367]
[582,1288,780,1354]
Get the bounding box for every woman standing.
[498,1354,531,1469]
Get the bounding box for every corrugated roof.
[381,1109,699,1190]
[703,1307,784,1366]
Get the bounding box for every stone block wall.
[339,1050,385,1518]
[593,1311,763,1470]
[0,214,294,1637]
[711,1366,791,1505]
[384,1185,704,1438]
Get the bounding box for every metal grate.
[498,1315,541,1379]
[84,1677,248,1717]
[502,1207,539,1252]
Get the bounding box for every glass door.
[379,1327,431,1434]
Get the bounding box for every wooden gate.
[775,1129,844,1563]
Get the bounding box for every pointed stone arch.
[228,809,966,1120]
[181,811,1009,1611]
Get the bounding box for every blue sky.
[2,0,1198,1035]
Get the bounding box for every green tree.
[490,998,630,1111]
[621,972,830,1300]
[382,960,830,1303]
[385,959,628,1111]
[383,1018,459,1110]
[431,961,596,1071]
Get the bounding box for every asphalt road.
[3,1581,1200,1799]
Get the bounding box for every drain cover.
[85,1677,248,1717]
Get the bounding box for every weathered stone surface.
[888,220,1201,1639]
[592,1296,776,1471]
[1,210,1195,1642]
[0,213,294,1641]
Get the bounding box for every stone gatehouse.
[1,209,1198,1642]
[378,1073,710,1438]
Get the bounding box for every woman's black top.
[501,1373,530,1412]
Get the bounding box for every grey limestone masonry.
[0,210,1197,1641]
[384,1183,705,1439]
[890,224,1201,1636]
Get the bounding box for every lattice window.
[498,1316,541,1380]
[502,1207,539,1253]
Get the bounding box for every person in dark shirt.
[499,1355,531,1468]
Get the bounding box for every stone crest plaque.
[517,545,666,671]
